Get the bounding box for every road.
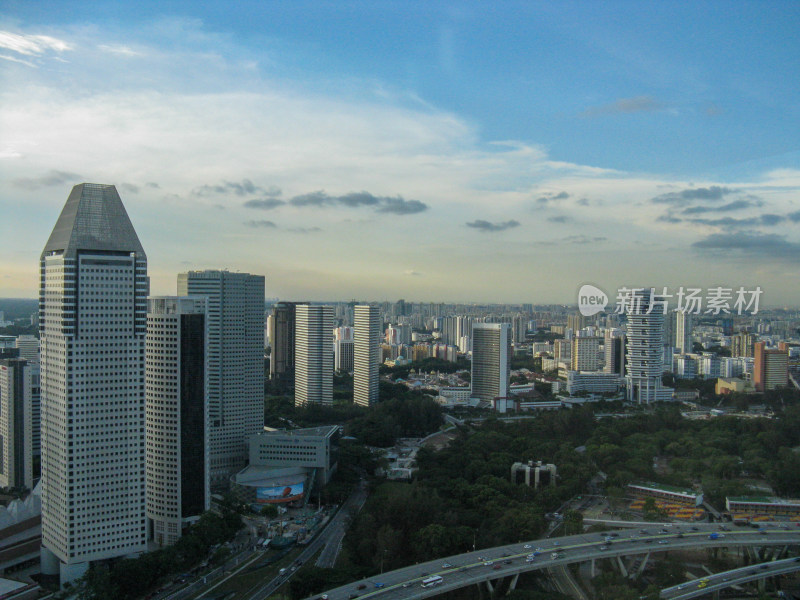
[662,555,800,599]
[239,479,369,600]
[302,522,800,600]
[316,479,369,568]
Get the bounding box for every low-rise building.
[627,482,703,507]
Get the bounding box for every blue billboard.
[256,482,305,504]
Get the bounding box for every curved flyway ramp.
[661,555,800,599]
[303,523,800,600]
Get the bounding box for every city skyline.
[2,3,800,304]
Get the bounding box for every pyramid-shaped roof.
[42,183,146,259]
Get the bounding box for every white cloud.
[0,31,73,56]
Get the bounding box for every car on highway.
[599,545,608,551]
[357,584,366,590]
[526,557,535,563]
[441,563,452,568]
[658,540,669,545]
[503,560,512,564]
[402,583,411,588]
[483,561,493,566]
[492,565,502,570]
[523,544,532,549]
[698,581,707,589]
[374,583,385,588]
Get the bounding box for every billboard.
[256,482,305,504]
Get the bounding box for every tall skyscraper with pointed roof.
[39,184,148,584]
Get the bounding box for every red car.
[492,565,501,570]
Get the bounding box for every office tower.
[295,305,333,406]
[177,270,265,486]
[753,342,788,392]
[604,330,626,376]
[512,315,527,344]
[334,339,354,372]
[39,184,148,584]
[674,311,693,355]
[14,336,40,363]
[0,350,38,489]
[731,332,755,358]
[385,324,411,346]
[354,305,380,407]
[571,336,600,371]
[471,323,511,412]
[146,297,209,546]
[394,299,407,317]
[334,326,353,341]
[268,302,305,390]
[625,289,672,403]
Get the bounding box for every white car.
[483,561,493,566]
[523,544,532,549]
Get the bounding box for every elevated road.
[303,523,800,600]
[662,555,800,599]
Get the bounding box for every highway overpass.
[662,555,800,599]
[303,522,800,600]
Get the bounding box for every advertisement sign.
[256,482,305,504]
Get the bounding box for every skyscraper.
[471,323,511,412]
[604,329,626,376]
[146,297,209,546]
[0,350,38,489]
[40,184,148,584]
[295,305,333,407]
[354,305,380,407]
[625,289,673,403]
[268,302,305,390]
[674,311,693,355]
[177,270,265,486]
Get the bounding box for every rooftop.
[629,481,700,497]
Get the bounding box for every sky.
[1,1,799,305]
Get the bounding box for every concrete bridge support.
[506,573,519,595]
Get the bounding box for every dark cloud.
[562,235,607,244]
[287,227,323,234]
[13,170,82,190]
[577,198,590,206]
[788,210,800,223]
[547,215,571,223]
[403,270,423,277]
[195,179,281,197]
[692,233,800,262]
[681,198,761,215]
[466,219,521,232]
[120,183,139,194]
[145,182,160,189]
[651,186,734,205]
[535,191,570,204]
[657,215,683,224]
[687,214,784,229]
[377,197,428,214]
[290,191,329,207]
[244,198,285,210]
[288,191,428,215]
[339,192,380,207]
[581,95,665,118]
[244,220,277,228]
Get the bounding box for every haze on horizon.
[1,2,799,305]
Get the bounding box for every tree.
[563,510,584,535]
[260,504,278,518]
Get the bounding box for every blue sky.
[1,1,799,304]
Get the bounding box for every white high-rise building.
[295,305,333,406]
[675,311,693,355]
[146,297,209,547]
[39,184,148,584]
[625,289,673,403]
[15,336,40,363]
[354,305,380,407]
[471,323,511,412]
[177,271,265,487]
